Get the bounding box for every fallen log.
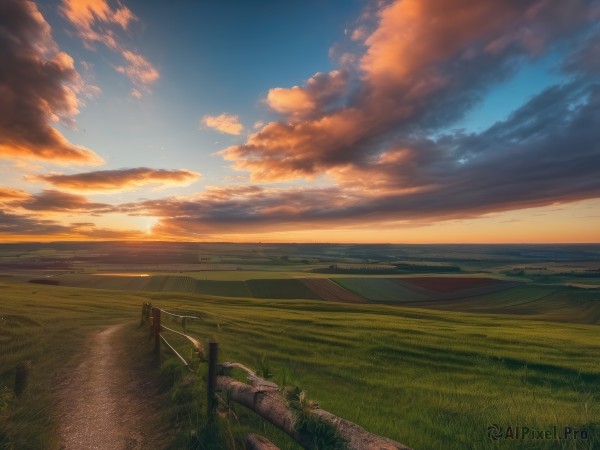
[216,376,412,450]
[311,409,412,450]
[216,376,310,447]
[221,362,279,390]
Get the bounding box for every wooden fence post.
[207,341,219,420]
[153,307,161,354]
[14,362,30,398]
[147,303,153,338]
[140,302,146,326]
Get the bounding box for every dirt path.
[55,323,173,450]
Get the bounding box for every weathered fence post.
[207,341,219,420]
[147,303,153,338]
[153,307,161,354]
[14,362,30,398]
[140,302,146,326]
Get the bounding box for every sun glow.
[145,217,159,235]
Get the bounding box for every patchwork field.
[22,272,600,326]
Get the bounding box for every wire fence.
[140,301,411,450]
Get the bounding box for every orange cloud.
[116,51,160,88]
[60,0,136,49]
[0,187,30,202]
[221,108,369,181]
[60,0,158,94]
[32,168,200,193]
[267,87,316,116]
[265,70,347,119]
[0,0,103,166]
[202,113,244,135]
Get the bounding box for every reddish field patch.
[402,277,507,293]
[301,278,366,303]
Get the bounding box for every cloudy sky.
[0,0,599,243]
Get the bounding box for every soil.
[55,323,175,450]
[401,276,507,293]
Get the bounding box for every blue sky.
[0,0,598,242]
[44,1,365,190]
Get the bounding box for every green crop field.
[246,279,322,300]
[194,280,251,297]
[410,285,600,325]
[1,280,599,449]
[332,277,434,303]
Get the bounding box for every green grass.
[246,279,321,300]
[158,291,600,449]
[416,285,600,325]
[194,280,251,297]
[1,280,599,449]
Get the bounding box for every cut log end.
[246,433,280,450]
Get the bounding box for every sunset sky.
[1,0,599,243]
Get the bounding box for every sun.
[145,217,159,235]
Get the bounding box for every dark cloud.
[0,0,103,165]
[0,209,146,239]
[0,211,70,235]
[562,30,600,77]
[18,190,113,213]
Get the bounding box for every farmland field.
[401,276,509,293]
[333,277,437,303]
[1,242,599,449]
[300,278,365,303]
[246,279,322,300]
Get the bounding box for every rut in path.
[56,323,173,450]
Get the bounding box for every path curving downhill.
[56,323,172,450]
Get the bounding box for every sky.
[0,0,599,243]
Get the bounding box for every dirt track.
[55,324,172,450]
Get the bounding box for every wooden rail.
[140,302,412,450]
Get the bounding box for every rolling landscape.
[1,242,599,449]
[1,0,599,448]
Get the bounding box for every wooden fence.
[141,302,412,450]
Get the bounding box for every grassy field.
[164,294,600,449]
[2,280,598,449]
[1,243,599,449]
